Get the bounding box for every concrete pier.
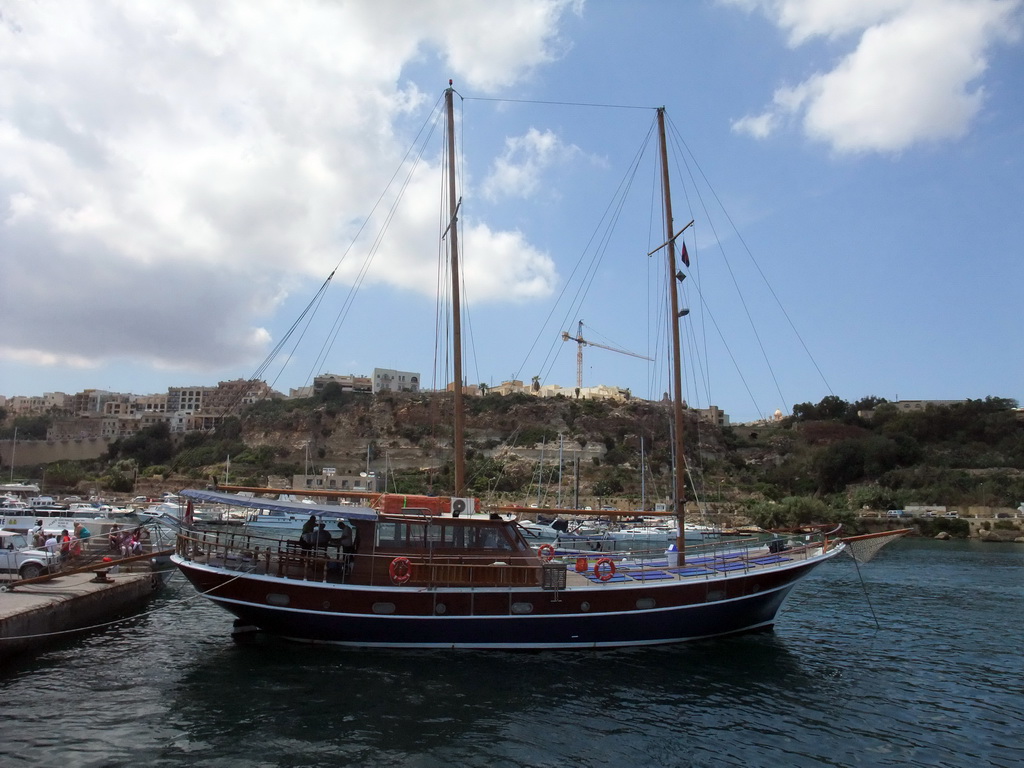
[0,571,163,661]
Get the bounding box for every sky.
[2,0,1022,424]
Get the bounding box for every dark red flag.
[681,242,690,267]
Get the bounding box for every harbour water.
[1,538,1022,767]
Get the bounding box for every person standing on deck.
[314,522,332,550]
[299,515,318,550]
[337,521,356,575]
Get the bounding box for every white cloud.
[0,0,574,376]
[730,112,777,139]
[729,0,1023,153]
[482,127,582,200]
[462,223,558,302]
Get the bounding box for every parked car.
[944,511,959,518]
[0,530,61,581]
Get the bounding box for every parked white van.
[0,530,60,581]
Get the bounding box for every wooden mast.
[657,107,688,556]
[445,83,466,495]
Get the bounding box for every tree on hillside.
[852,395,888,413]
[814,439,865,494]
[792,395,849,422]
[108,421,175,467]
[874,397,1021,447]
[748,496,829,528]
[794,394,892,424]
[1,414,51,440]
[44,461,85,490]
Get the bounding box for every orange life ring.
[389,556,412,585]
[594,557,616,581]
[537,543,556,561]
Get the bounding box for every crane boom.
[560,320,652,390]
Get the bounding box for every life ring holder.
[537,543,556,562]
[389,556,412,585]
[594,557,616,582]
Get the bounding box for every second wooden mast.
[445,84,466,496]
[657,107,689,556]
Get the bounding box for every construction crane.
[560,320,653,390]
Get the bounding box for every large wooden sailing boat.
[170,87,872,649]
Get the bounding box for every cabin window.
[463,527,513,551]
[372,602,396,614]
[635,598,656,610]
[425,524,445,546]
[376,522,428,548]
[418,524,514,551]
[511,602,534,614]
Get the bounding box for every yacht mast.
[445,83,466,495]
[657,107,688,554]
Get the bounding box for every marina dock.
[0,571,164,661]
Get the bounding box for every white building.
[373,368,420,394]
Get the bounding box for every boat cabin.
[354,513,542,587]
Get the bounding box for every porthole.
[635,597,655,610]
[372,602,396,614]
[322,601,331,609]
[435,603,447,615]
[511,602,534,614]
[266,593,290,606]
[580,601,591,612]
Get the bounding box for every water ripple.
[1,542,1023,767]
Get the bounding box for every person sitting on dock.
[108,525,121,551]
[121,530,142,557]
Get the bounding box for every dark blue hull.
[216,587,794,648]
[174,554,834,649]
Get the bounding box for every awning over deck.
[179,489,379,521]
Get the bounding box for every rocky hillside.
[239,391,718,506]
[88,390,1024,531]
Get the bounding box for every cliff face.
[237,392,733,504]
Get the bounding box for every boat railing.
[176,526,834,587]
[175,529,542,587]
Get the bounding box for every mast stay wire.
[662,117,770,420]
[518,118,658,388]
[664,114,834,417]
[311,95,447,384]
[237,92,448,411]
